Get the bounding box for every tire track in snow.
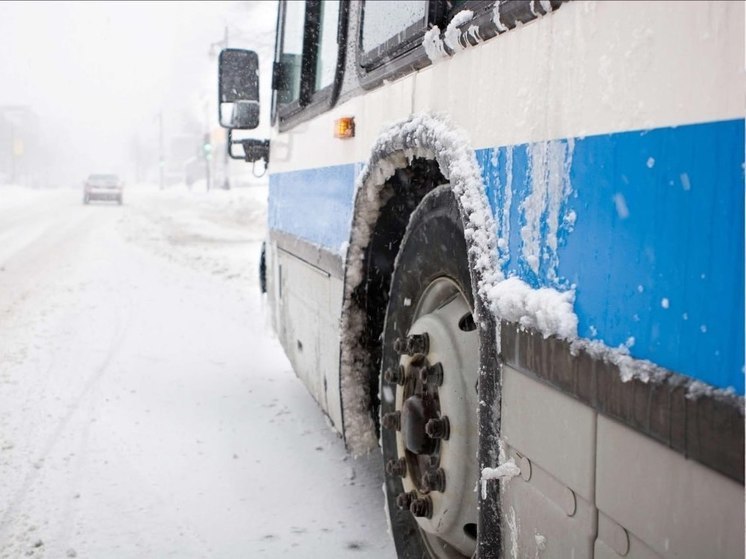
[0,302,132,540]
[0,209,99,334]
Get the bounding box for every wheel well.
[350,157,447,436]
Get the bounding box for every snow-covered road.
[0,185,395,558]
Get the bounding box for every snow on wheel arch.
[339,113,502,456]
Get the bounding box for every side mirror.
[218,49,260,130]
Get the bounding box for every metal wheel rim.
[384,276,480,558]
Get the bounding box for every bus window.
[360,0,428,68]
[314,0,340,92]
[278,0,306,106]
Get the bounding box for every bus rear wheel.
[380,185,480,558]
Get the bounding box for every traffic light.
[202,133,213,160]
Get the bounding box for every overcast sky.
[0,1,277,184]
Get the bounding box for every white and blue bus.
[218,1,744,557]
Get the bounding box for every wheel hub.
[401,394,438,455]
[383,279,480,557]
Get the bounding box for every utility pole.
[209,27,232,190]
[2,106,33,187]
[203,132,212,192]
[158,111,165,190]
[222,25,231,190]
[203,97,212,192]
[9,122,15,184]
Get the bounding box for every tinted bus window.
[278,0,306,105]
[361,0,427,53]
[315,0,340,92]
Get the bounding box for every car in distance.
[83,174,123,205]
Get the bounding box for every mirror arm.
[227,129,242,160]
[227,129,270,166]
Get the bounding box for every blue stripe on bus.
[269,119,745,393]
[268,162,362,254]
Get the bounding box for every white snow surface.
[480,457,521,499]
[520,139,574,280]
[422,25,447,63]
[488,277,577,340]
[423,9,477,62]
[534,533,547,555]
[572,338,738,403]
[443,10,474,52]
[539,0,554,13]
[0,185,394,558]
[497,147,514,268]
[492,2,509,33]
[685,380,738,402]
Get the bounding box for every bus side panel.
[476,118,745,393]
[499,364,744,558]
[268,165,356,253]
[268,244,345,430]
[414,0,744,392]
[500,365,597,559]
[594,415,744,558]
[413,1,742,151]
[404,1,744,556]
[266,164,357,431]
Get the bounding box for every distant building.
[0,106,40,186]
[168,134,204,187]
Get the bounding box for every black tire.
[259,241,267,294]
[380,185,479,558]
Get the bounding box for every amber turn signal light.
[334,117,355,139]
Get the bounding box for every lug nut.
[394,334,429,356]
[383,365,406,385]
[410,496,433,518]
[393,338,408,354]
[425,416,450,440]
[382,411,401,431]
[396,490,417,510]
[423,468,446,492]
[407,333,429,355]
[419,362,444,386]
[408,354,427,377]
[385,457,407,477]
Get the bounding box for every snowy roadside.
[0,185,44,210]
[118,184,269,292]
[0,186,395,558]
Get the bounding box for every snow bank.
[0,184,44,210]
[119,185,268,290]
